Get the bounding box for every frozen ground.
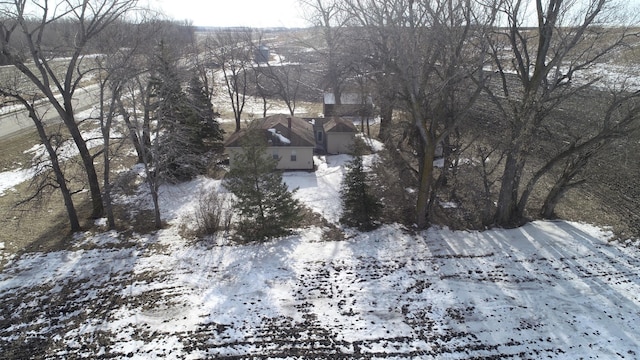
[0,149,639,358]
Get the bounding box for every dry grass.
[0,130,83,258]
[0,123,164,268]
[436,90,640,239]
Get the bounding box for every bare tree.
[301,0,401,141]
[114,63,164,228]
[93,20,149,229]
[117,73,163,228]
[207,30,253,132]
[300,0,352,106]
[95,63,119,229]
[113,19,194,166]
[113,23,206,230]
[342,0,496,228]
[0,89,81,230]
[486,0,639,226]
[522,86,640,219]
[302,0,401,141]
[254,54,303,116]
[252,69,275,118]
[0,0,140,224]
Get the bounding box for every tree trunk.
[539,181,567,219]
[495,150,526,227]
[332,79,342,106]
[31,110,81,232]
[378,101,393,142]
[540,153,591,219]
[480,157,496,227]
[143,139,163,229]
[517,158,556,220]
[141,87,154,162]
[118,99,145,164]
[416,142,436,229]
[262,96,268,118]
[540,177,586,219]
[101,87,117,229]
[102,134,115,229]
[151,179,162,229]
[234,109,242,133]
[61,107,104,219]
[150,121,163,229]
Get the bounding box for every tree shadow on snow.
[0,210,162,358]
[425,221,640,358]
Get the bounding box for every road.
[0,85,101,140]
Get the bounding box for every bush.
[190,189,233,237]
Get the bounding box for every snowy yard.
[0,152,639,358]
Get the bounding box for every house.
[305,116,358,155]
[323,92,374,121]
[324,117,358,154]
[224,114,315,170]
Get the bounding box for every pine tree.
[224,129,303,241]
[150,44,206,183]
[340,139,382,231]
[187,75,224,144]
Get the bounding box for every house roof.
[323,117,358,133]
[224,114,316,148]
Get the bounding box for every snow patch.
[0,168,35,196]
[357,134,385,153]
[267,128,291,144]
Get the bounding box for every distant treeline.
[0,18,195,65]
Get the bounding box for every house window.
[272,152,279,160]
[317,131,323,142]
[290,150,297,162]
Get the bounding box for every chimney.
[287,116,292,130]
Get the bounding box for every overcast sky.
[148,0,309,28]
[148,0,640,28]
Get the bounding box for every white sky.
[147,0,640,28]
[148,0,309,28]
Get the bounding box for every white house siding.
[271,146,314,170]
[227,146,314,170]
[326,133,355,154]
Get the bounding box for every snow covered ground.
[1,148,639,358]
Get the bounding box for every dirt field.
[1,221,638,359]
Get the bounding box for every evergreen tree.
[340,139,383,231]
[150,44,206,182]
[224,129,303,241]
[187,75,224,144]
